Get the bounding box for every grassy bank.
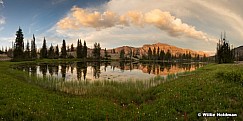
[0,61,242,120]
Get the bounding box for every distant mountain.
[107,42,208,58]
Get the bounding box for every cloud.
[0,0,5,25]
[192,0,243,41]
[0,0,3,6]
[0,16,5,25]
[57,6,119,29]
[0,36,15,48]
[143,9,209,41]
[52,0,243,55]
[57,6,213,42]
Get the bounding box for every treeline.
[119,47,207,62]
[12,27,104,61]
[9,27,209,62]
[0,47,9,54]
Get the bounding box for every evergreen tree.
[40,37,48,58]
[178,53,182,61]
[104,48,109,60]
[31,34,37,59]
[152,47,156,60]
[13,27,24,60]
[67,45,70,52]
[203,54,207,62]
[48,44,55,59]
[76,39,83,58]
[182,53,186,60]
[129,49,132,60]
[165,50,172,61]
[92,42,101,60]
[24,40,31,59]
[76,39,81,58]
[97,43,101,59]
[120,49,125,60]
[55,44,59,59]
[147,47,152,60]
[0,50,3,54]
[70,44,74,52]
[188,52,192,60]
[61,39,67,58]
[216,32,234,63]
[197,54,200,61]
[80,41,83,58]
[112,49,116,53]
[5,47,7,54]
[159,50,165,60]
[157,47,160,60]
[83,40,87,59]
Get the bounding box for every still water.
[16,62,205,81]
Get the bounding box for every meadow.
[0,60,242,120]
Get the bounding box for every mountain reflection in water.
[19,62,205,81]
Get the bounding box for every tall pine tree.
[13,27,24,60]
[61,39,67,58]
[147,47,152,60]
[104,48,109,60]
[76,39,83,58]
[83,40,87,59]
[70,44,74,52]
[92,42,101,60]
[216,32,234,63]
[157,47,160,60]
[31,34,37,59]
[25,40,31,59]
[40,37,48,58]
[48,44,55,59]
[159,50,165,60]
[165,50,172,61]
[152,47,156,60]
[120,49,125,60]
[55,44,59,59]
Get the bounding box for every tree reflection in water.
[48,64,54,76]
[61,63,67,79]
[30,65,37,76]
[76,62,87,80]
[17,62,206,81]
[40,64,47,77]
[92,62,101,79]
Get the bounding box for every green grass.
[0,61,243,120]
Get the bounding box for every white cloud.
[0,0,3,6]
[0,16,5,25]
[57,6,215,43]
[49,0,243,55]
[0,36,15,49]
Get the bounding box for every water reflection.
[92,62,101,79]
[16,62,205,81]
[76,62,88,80]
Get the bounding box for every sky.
[0,0,243,55]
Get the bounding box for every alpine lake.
[12,61,207,95]
[14,61,206,82]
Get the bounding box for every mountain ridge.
[107,42,208,57]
